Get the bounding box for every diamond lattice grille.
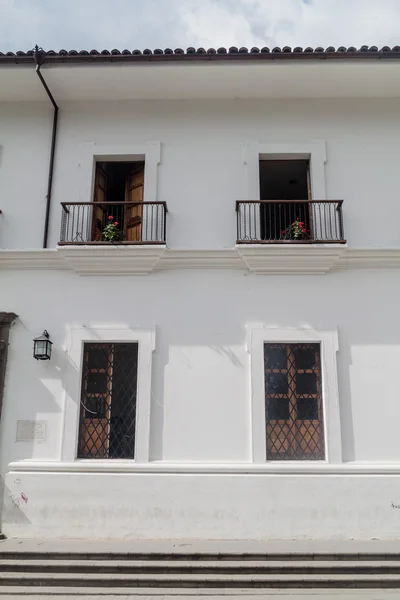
[78,342,138,459]
[264,343,325,460]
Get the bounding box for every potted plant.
[101,216,124,242]
[281,219,310,241]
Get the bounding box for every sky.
[0,0,400,53]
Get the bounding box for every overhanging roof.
[1,46,400,102]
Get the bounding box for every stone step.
[2,551,400,562]
[1,558,400,575]
[1,587,399,599]
[2,571,400,589]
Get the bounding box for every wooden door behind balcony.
[125,162,145,242]
[92,166,108,241]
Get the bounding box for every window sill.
[8,460,400,475]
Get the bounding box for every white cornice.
[0,249,67,270]
[1,246,400,274]
[336,248,400,270]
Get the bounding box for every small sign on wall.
[16,420,47,443]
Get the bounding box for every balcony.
[236,200,345,244]
[59,202,167,245]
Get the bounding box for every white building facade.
[1,46,400,541]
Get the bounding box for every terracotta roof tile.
[0,45,400,65]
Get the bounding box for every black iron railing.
[59,202,167,245]
[236,200,345,244]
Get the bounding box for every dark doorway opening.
[259,159,311,241]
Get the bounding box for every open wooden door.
[124,162,145,242]
[92,165,108,241]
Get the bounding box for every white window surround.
[56,142,164,274]
[242,140,327,201]
[61,326,155,465]
[78,141,161,204]
[237,141,345,273]
[247,325,342,466]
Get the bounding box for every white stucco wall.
[1,268,400,538]
[1,98,400,539]
[1,98,400,249]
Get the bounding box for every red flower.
[301,228,307,233]
[281,230,286,235]
[108,215,113,221]
[299,221,304,226]
[114,222,119,226]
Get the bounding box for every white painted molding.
[8,460,400,475]
[78,141,161,204]
[336,249,400,269]
[57,245,166,275]
[157,249,244,270]
[247,326,342,464]
[237,244,347,274]
[0,249,68,269]
[2,247,400,274]
[61,326,156,463]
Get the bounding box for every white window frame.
[247,325,342,465]
[75,141,161,243]
[78,141,161,204]
[61,326,155,464]
[242,140,327,200]
[240,141,327,242]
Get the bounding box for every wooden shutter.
[92,165,108,241]
[124,162,145,242]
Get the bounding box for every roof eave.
[2,46,400,66]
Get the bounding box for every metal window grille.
[264,343,325,460]
[78,342,138,459]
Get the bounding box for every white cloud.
[176,0,400,49]
[0,0,400,52]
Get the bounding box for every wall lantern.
[33,330,53,360]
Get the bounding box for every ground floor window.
[264,342,325,460]
[78,342,138,459]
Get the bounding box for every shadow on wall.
[1,269,400,470]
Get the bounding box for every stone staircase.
[1,541,400,596]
